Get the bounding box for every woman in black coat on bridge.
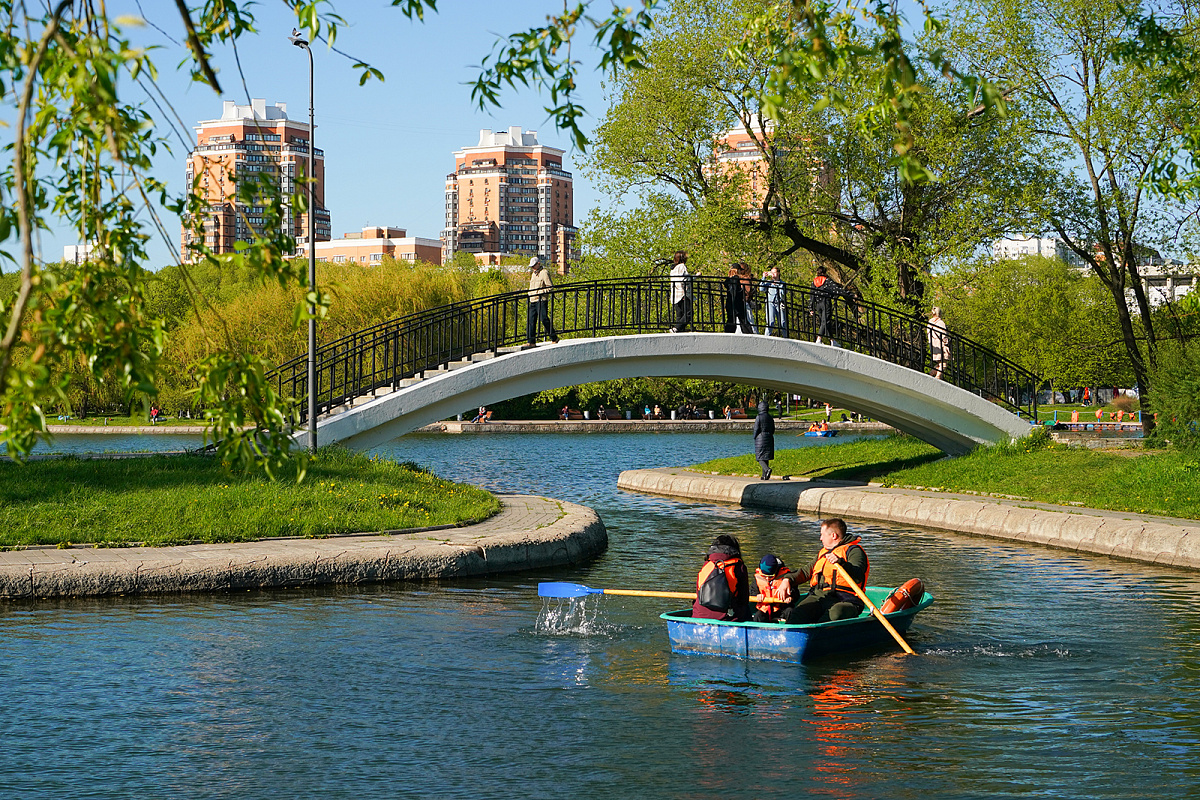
[753,400,775,480]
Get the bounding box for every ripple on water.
[5,431,1200,799]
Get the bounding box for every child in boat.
[753,554,808,623]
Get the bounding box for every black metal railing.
[266,276,1039,424]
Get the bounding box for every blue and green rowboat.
[661,586,933,664]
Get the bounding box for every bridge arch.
[314,334,1031,455]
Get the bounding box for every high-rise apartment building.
[711,117,836,220]
[182,99,331,258]
[442,127,576,273]
[713,117,776,211]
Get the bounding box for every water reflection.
[5,431,1200,798]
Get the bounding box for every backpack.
[697,559,737,612]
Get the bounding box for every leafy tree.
[948,0,1199,430]
[0,0,1003,469]
[581,0,1045,309]
[935,255,1133,389]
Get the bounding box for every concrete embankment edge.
[0,494,607,599]
[618,468,1200,570]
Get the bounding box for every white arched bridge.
[267,277,1037,455]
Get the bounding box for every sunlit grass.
[694,434,1200,520]
[0,448,500,548]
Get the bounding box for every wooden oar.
[832,563,917,656]
[538,581,777,603]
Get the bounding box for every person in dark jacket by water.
[753,399,775,480]
[692,534,751,621]
[785,518,869,623]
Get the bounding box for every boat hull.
[661,587,933,664]
[803,430,838,437]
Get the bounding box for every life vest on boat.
[880,578,925,614]
[810,538,870,595]
[697,557,741,612]
[754,567,799,616]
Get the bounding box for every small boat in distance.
[661,586,933,664]
[803,429,838,437]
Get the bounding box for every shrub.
[1112,394,1137,413]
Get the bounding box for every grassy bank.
[693,435,1200,520]
[0,449,500,548]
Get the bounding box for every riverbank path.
[618,468,1200,570]
[0,494,606,599]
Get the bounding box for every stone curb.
[0,494,607,600]
[617,468,1200,570]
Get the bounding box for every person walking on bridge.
[810,266,852,346]
[761,265,788,337]
[526,257,559,347]
[724,263,753,333]
[668,251,693,333]
[928,306,950,380]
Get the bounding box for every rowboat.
[660,586,933,664]
[803,429,838,437]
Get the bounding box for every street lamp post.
[290,29,318,452]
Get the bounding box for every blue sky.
[44,1,612,268]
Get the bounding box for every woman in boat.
[753,554,806,623]
[692,534,751,622]
[785,518,870,624]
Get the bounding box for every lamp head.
[289,29,309,48]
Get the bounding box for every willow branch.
[0,0,72,390]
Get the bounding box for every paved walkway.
[428,420,893,434]
[0,494,607,599]
[618,468,1200,570]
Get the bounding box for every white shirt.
[670,263,692,303]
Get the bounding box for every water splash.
[535,595,614,636]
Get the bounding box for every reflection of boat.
[660,587,933,664]
[803,429,838,437]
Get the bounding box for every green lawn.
[0,449,500,548]
[694,435,1200,520]
[44,414,203,427]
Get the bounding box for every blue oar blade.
[538,582,601,599]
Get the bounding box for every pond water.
[3,431,1199,798]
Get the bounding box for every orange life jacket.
[810,538,870,595]
[697,557,741,611]
[754,567,797,615]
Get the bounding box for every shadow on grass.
[812,452,947,483]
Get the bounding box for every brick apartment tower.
[442,127,577,273]
[182,99,331,259]
[713,117,776,214]
[713,116,836,218]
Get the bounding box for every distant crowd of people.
[665,251,953,380]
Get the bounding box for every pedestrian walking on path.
[753,399,775,480]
